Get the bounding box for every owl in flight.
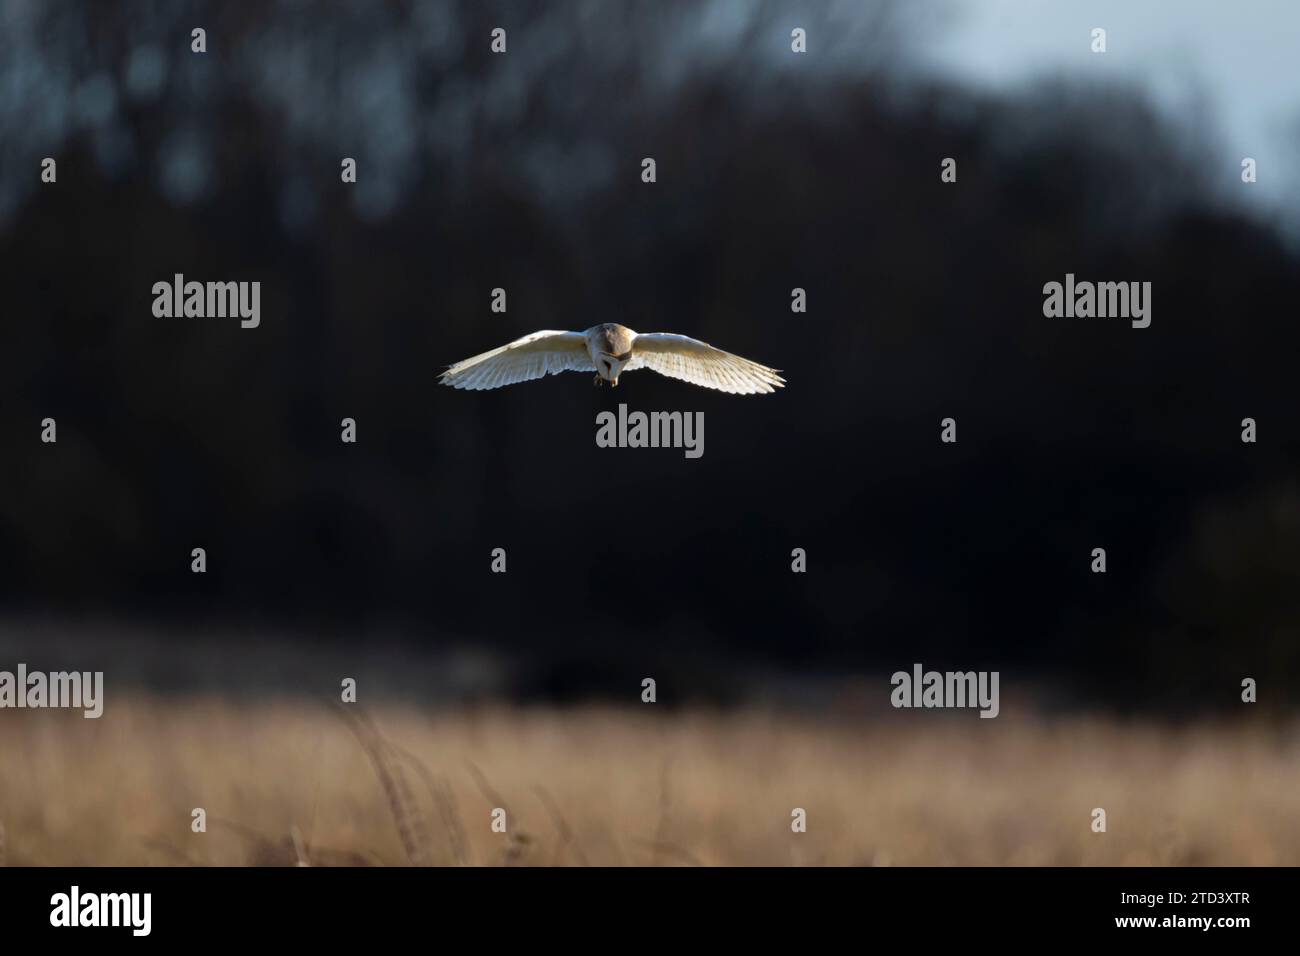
[439,324,785,395]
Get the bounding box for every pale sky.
[921,0,1300,222]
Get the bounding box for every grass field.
[1,696,1296,866]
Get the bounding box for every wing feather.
[628,333,784,395]
[439,330,594,390]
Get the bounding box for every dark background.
[2,1,1298,712]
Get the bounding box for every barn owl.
[439,324,784,395]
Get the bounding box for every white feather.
[627,332,784,395]
[439,330,594,390]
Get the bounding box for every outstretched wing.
[628,333,785,395]
[439,330,594,390]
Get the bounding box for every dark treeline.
[1,1,1297,710]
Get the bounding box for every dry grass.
[0,696,1297,865]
